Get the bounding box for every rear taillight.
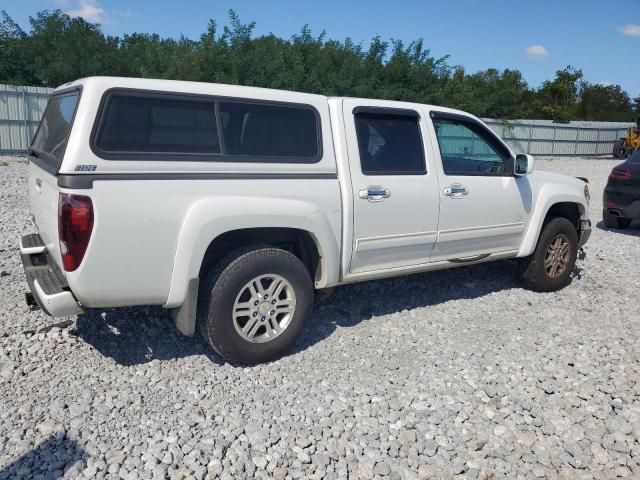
[58,193,94,272]
[610,168,632,180]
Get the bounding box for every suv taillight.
[58,193,94,272]
[610,167,632,180]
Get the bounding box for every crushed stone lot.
[1,156,639,480]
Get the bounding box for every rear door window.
[31,91,80,169]
[354,111,426,175]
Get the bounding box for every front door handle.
[359,185,391,202]
[443,184,469,199]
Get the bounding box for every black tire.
[197,247,313,364]
[603,209,632,229]
[613,139,627,159]
[522,217,578,292]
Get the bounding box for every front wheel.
[522,217,578,292]
[197,247,314,364]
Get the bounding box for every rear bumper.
[578,219,591,248]
[603,203,640,220]
[20,234,84,317]
[603,185,640,219]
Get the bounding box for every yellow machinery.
[614,120,640,158]
[625,126,640,150]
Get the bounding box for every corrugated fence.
[0,84,53,154]
[0,83,634,156]
[482,118,633,157]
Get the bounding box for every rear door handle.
[359,186,391,202]
[443,184,469,198]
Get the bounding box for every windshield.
[31,91,80,169]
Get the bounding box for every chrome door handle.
[443,184,469,198]
[359,186,391,202]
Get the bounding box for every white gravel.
[1,156,639,480]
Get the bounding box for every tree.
[0,10,635,122]
[632,96,640,126]
[442,67,532,118]
[536,66,583,123]
[578,83,634,122]
[0,11,35,84]
[23,10,119,86]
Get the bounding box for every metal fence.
[483,118,633,156]
[0,84,54,154]
[0,83,634,156]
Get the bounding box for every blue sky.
[5,0,640,97]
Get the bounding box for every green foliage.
[25,10,120,86]
[631,96,640,126]
[0,9,636,122]
[578,83,634,122]
[0,11,34,84]
[536,66,583,123]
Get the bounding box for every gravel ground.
[1,156,639,480]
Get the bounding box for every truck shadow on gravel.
[291,259,540,355]
[595,220,640,237]
[71,258,580,366]
[0,435,85,480]
[72,308,225,366]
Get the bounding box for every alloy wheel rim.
[232,274,296,343]
[544,234,571,279]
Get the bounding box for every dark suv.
[604,150,640,229]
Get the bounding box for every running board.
[448,253,491,264]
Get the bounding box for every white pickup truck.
[21,77,591,364]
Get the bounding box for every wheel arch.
[164,197,341,309]
[544,202,582,230]
[519,193,587,257]
[198,227,322,284]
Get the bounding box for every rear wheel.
[603,209,632,229]
[522,217,578,292]
[197,247,313,364]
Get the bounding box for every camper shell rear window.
[91,89,322,163]
[30,89,81,171]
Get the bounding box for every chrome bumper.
[20,234,83,317]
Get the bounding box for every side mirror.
[515,153,535,176]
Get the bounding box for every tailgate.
[28,159,63,269]
[27,89,81,271]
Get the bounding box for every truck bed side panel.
[66,177,342,308]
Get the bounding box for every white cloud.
[66,0,106,24]
[525,45,549,60]
[619,24,640,37]
[598,81,613,87]
[65,1,135,25]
